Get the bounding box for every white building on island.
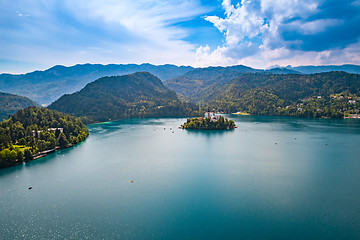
[204,109,218,122]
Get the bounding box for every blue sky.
[1,0,360,73]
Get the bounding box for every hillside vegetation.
[48,72,199,123]
[0,63,193,105]
[48,70,360,120]
[0,107,88,168]
[165,66,299,102]
[0,92,39,121]
[2,63,359,106]
[201,72,360,118]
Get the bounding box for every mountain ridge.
[0,63,193,105]
[48,72,198,123]
[1,62,359,106]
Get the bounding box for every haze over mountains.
[0,64,192,105]
[288,65,360,74]
[1,63,360,106]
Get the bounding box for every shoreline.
[345,114,360,119]
[31,142,83,160]
[0,141,86,170]
[232,111,251,115]
[86,112,360,126]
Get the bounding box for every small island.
[182,110,236,130]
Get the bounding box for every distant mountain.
[0,92,40,121]
[48,72,198,123]
[0,63,193,105]
[2,62,358,106]
[289,64,360,74]
[225,65,262,73]
[265,67,301,74]
[165,67,247,102]
[165,65,300,102]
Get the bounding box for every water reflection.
[183,128,235,136]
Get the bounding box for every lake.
[1,115,360,239]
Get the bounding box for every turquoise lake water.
[1,115,360,239]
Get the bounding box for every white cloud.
[64,0,206,41]
[196,0,360,68]
[195,45,234,66]
[1,0,359,73]
[196,0,320,66]
[61,0,215,68]
[286,19,343,35]
[0,0,210,72]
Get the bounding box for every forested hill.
[48,72,199,123]
[0,106,88,169]
[203,71,360,118]
[0,63,193,105]
[212,71,360,101]
[2,62,358,106]
[165,66,299,102]
[0,92,40,121]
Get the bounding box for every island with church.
[181,109,236,130]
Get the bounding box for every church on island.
[204,109,218,122]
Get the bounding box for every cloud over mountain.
[197,0,360,68]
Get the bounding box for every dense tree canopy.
[48,72,199,123]
[198,72,360,119]
[182,115,236,130]
[0,106,88,168]
[48,71,360,121]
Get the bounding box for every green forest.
[48,72,200,123]
[182,115,236,130]
[0,106,88,168]
[48,71,360,121]
[196,72,360,119]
